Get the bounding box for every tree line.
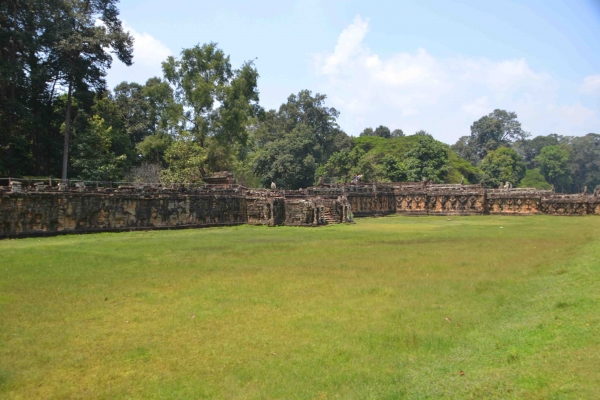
[1,0,598,192]
[451,109,600,193]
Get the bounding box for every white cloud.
[318,15,369,75]
[580,74,600,94]
[126,24,173,68]
[105,23,173,89]
[551,102,596,127]
[462,96,489,116]
[314,15,598,141]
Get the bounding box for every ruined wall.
[345,185,396,217]
[0,187,247,238]
[284,198,317,226]
[395,184,428,215]
[328,183,600,217]
[2,181,600,238]
[304,187,353,223]
[486,190,545,215]
[246,191,285,226]
[425,185,485,216]
[540,195,590,216]
[587,198,600,215]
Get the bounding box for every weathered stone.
[1,182,598,239]
[9,181,22,193]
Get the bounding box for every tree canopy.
[479,147,526,188]
[0,0,596,195]
[519,168,552,190]
[316,133,471,185]
[455,109,530,163]
[535,145,572,192]
[252,90,351,188]
[360,125,404,139]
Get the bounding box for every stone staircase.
[322,207,339,225]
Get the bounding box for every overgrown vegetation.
[1,216,599,398]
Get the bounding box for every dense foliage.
[452,110,599,192]
[479,147,526,188]
[519,168,552,190]
[0,0,133,179]
[1,1,597,192]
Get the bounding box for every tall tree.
[161,131,207,184]
[162,43,260,150]
[390,129,404,138]
[479,147,526,188]
[451,136,479,165]
[467,109,529,161]
[373,125,391,139]
[359,127,374,137]
[0,0,64,176]
[134,77,180,165]
[404,134,450,183]
[71,114,126,181]
[514,134,563,168]
[568,134,600,193]
[359,126,396,139]
[254,90,351,163]
[96,78,181,168]
[534,145,572,193]
[253,124,321,189]
[54,0,133,182]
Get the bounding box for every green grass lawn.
[1,216,599,399]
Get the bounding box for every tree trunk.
[61,79,73,183]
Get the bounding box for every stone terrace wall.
[394,183,428,215]
[310,183,600,217]
[245,190,285,226]
[486,189,549,215]
[425,184,485,216]
[1,181,599,238]
[0,186,247,238]
[284,198,318,226]
[587,197,600,215]
[540,194,590,216]
[343,184,396,217]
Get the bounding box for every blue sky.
[107,0,600,143]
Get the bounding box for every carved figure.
[460,177,464,185]
[594,185,600,197]
[318,176,325,186]
[270,181,276,190]
[583,186,587,195]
